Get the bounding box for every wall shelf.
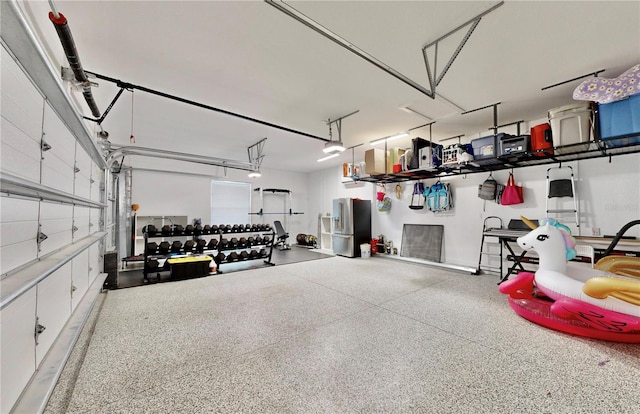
[357,136,640,184]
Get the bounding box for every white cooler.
[548,103,593,153]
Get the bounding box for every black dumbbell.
[225,225,232,233]
[247,237,254,247]
[238,237,247,248]
[158,241,171,254]
[211,225,219,234]
[183,240,195,252]
[171,240,183,253]
[146,258,159,270]
[203,225,212,235]
[263,236,271,244]
[184,225,194,235]
[194,224,203,235]
[254,236,263,245]
[259,248,267,257]
[196,239,207,253]
[146,242,158,254]
[220,238,229,249]
[142,224,158,235]
[250,249,259,258]
[161,225,172,236]
[207,239,218,250]
[228,252,239,262]
[216,252,226,263]
[240,251,249,260]
[172,224,184,235]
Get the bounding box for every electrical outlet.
[592,227,601,236]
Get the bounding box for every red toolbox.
[530,123,553,156]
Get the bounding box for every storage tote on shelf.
[442,143,473,166]
[548,102,594,153]
[407,137,441,170]
[471,133,506,165]
[598,93,640,147]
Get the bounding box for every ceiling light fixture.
[370,131,409,146]
[248,171,261,178]
[323,110,359,154]
[323,140,345,153]
[317,153,340,162]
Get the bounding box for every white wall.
[308,152,640,269]
[129,157,312,240]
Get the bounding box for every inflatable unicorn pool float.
[499,217,640,343]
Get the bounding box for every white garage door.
[0,197,39,275]
[41,102,75,194]
[0,45,43,183]
[38,202,73,258]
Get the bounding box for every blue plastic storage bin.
[599,93,640,147]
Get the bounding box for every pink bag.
[501,173,524,205]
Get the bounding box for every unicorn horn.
[520,216,538,229]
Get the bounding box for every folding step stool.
[546,165,579,228]
[477,216,504,275]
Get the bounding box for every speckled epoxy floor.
[46,256,639,413]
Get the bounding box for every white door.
[41,103,75,194]
[35,262,72,366]
[0,288,37,414]
[0,44,43,184]
[71,250,89,311]
[38,201,73,257]
[0,196,39,275]
[89,207,101,235]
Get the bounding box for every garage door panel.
[74,142,92,178]
[89,208,101,234]
[1,45,44,142]
[42,104,75,168]
[41,152,74,194]
[0,287,37,414]
[88,242,100,283]
[73,207,90,240]
[39,203,73,256]
[1,197,39,222]
[35,262,71,366]
[71,250,89,311]
[1,240,38,276]
[74,174,91,200]
[1,197,39,274]
[0,117,41,182]
[39,202,72,220]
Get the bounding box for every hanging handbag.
[501,172,524,205]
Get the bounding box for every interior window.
[211,180,251,225]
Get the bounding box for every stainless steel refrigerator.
[332,198,371,257]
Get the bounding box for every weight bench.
[273,220,291,250]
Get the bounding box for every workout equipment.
[158,241,171,254]
[220,238,229,249]
[183,240,195,252]
[273,220,290,250]
[240,251,250,260]
[203,225,212,234]
[184,224,194,235]
[146,242,158,255]
[171,240,183,253]
[142,224,158,235]
[207,239,218,250]
[161,225,172,235]
[196,239,207,253]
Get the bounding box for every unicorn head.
[517,217,576,273]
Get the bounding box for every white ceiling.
[20,0,640,173]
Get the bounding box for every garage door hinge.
[72,225,78,232]
[35,316,46,345]
[37,230,48,244]
[74,165,81,174]
[41,140,52,152]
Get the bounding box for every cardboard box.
[364,149,389,175]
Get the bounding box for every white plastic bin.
[360,243,371,258]
[548,103,592,149]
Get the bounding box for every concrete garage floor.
[46,256,639,413]
[116,246,332,289]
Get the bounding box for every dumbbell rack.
[142,224,276,282]
[205,225,276,273]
